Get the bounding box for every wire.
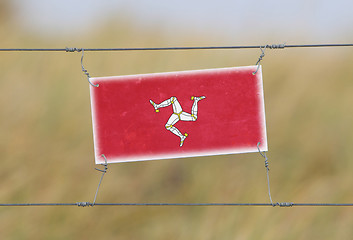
[0,203,78,206]
[0,202,353,207]
[92,154,108,205]
[91,203,353,207]
[0,43,352,52]
[1,43,352,208]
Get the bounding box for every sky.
[10,0,353,43]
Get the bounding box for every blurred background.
[1,0,353,239]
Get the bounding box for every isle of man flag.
[90,66,267,164]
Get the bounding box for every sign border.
[89,65,268,164]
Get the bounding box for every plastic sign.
[90,66,267,164]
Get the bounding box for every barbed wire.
[0,43,352,52]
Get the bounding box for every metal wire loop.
[257,142,274,205]
[252,46,267,75]
[80,49,99,87]
[95,154,108,173]
[257,142,269,170]
[92,154,109,206]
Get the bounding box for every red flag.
[90,66,267,164]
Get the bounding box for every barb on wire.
[92,154,109,206]
[80,49,99,87]
[257,142,274,206]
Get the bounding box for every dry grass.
[1,18,353,240]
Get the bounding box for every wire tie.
[65,47,82,52]
[267,43,286,49]
[76,202,92,207]
[94,154,108,173]
[92,154,109,206]
[252,43,285,75]
[276,202,294,207]
[257,142,274,205]
[257,142,269,170]
[252,45,267,75]
[80,49,99,87]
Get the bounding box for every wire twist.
[80,49,99,87]
[76,202,92,207]
[252,46,266,75]
[275,202,293,207]
[266,44,286,49]
[257,142,274,205]
[252,44,285,75]
[65,47,82,52]
[92,154,108,206]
